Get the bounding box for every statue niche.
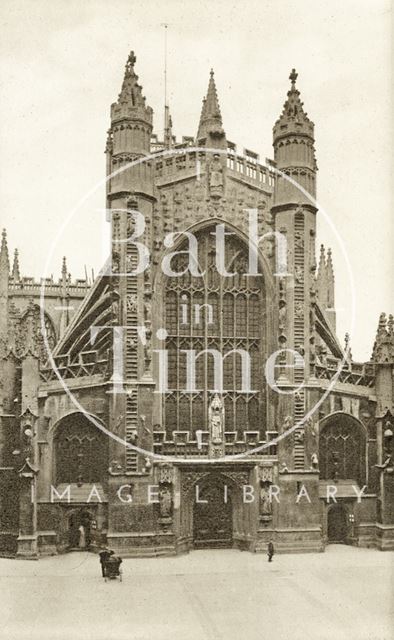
[209,393,225,458]
[259,481,272,518]
[208,154,224,198]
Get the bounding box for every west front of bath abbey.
[0,52,393,558]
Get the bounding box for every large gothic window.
[163,226,266,438]
[55,413,108,484]
[319,414,366,485]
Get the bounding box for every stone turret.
[272,71,318,474]
[273,69,317,206]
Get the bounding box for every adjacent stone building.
[0,52,393,558]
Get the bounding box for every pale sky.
[0,0,392,360]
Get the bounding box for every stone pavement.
[0,545,392,640]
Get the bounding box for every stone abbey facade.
[0,52,393,558]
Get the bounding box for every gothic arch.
[52,412,108,485]
[49,410,105,439]
[20,304,57,364]
[152,217,275,298]
[319,412,367,485]
[154,221,273,439]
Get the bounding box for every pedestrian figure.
[99,548,113,577]
[78,524,86,548]
[267,541,274,562]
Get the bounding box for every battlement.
[151,145,275,192]
[8,276,89,298]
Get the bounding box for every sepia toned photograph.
[0,1,392,639]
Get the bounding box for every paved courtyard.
[0,545,392,640]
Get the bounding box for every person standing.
[267,541,274,562]
[78,524,86,549]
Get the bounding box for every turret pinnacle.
[110,50,153,157]
[326,248,335,299]
[317,245,326,283]
[316,245,327,308]
[111,51,153,127]
[371,313,394,363]
[61,256,68,283]
[0,229,9,276]
[197,69,225,145]
[273,68,314,139]
[12,249,20,281]
[118,51,146,108]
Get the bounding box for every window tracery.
[163,227,266,438]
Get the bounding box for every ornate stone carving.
[295,301,304,318]
[258,466,273,483]
[221,471,250,486]
[159,463,174,485]
[294,265,304,283]
[181,472,210,495]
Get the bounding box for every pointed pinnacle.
[1,229,7,251]
[12,248,20,280]
[197,70,223,139]
[326,248,334,273]
[0,228,9,273]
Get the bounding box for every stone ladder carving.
[125,242,138,472]
[293,212,306,470]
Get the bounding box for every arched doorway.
[68,508,93,549]
[193,475,233,549]
[327,504,348,543]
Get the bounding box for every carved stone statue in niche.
[126,294,137,313]
[112,251,120,274]
[209,393,224,444]
[208,154,224,198]
[279,300,286,331]
[311,453,319,470]
[259,481,272,517]
[294,231,304,249]
[159,485,172,518]
[111,296,120,324]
